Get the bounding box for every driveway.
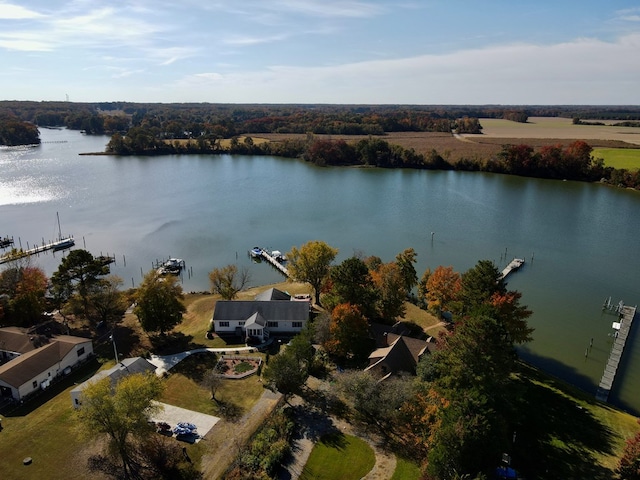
[149,401,220,442]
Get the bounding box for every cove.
[1,128,639,413]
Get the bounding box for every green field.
[593,148,640,170]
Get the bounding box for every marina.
[0,237,74,265]
[596,303,637,403]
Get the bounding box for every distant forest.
[1,101,639,188]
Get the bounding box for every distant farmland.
[465,117,640,145]
[593,148,640,170]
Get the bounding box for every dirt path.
[200,388,283,479]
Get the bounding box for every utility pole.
[109,333,119,362]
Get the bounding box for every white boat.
[250,247,262,258]
[53,212,74,251]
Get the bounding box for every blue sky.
[1,1,639,104]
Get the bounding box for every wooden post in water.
[123,255,126,267]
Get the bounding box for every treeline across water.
[105,130,640,189]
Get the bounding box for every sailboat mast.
[57,211,62,240]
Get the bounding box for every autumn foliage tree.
[324,303,370,361]
[0,265,48,326]
[425,265,462,315]
[618,421,640,480]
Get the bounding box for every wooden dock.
[0,237,75,265]
[500,258,525,280]
[252,248,289,277]
[596,304,637,402]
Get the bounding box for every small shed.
[70,357,156,409]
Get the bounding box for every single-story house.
[70,356,157,409]
[365,332,436,380]
[0,326,93,401]
[212,288,310,342]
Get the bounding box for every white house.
[212,289,310,343]
[70,356,157,409]
[0,327,93,402]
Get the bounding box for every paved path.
[148,346,257,374]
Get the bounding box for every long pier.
[500,258,525,280]
[251,248,289,277]
[596,304,637,402]
[0,237,75,265]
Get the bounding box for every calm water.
[2,129,640,413]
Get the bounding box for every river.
[1,128,639,414]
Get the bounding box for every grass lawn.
[0,359,102,480]
[161,352,265,416]
[592,148,640,170]
[511,362,639,479]
[402,301,445,335]
[300,432,376,480]
[391,457,422,480]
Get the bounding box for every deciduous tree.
[618,421,640,480]
[425,265,461,315]
[324,303,370,360]
[0,265,48,326]
[286,240,338,306]
[134,271,186,334]
[87,275,128,326]
[76,373,164,479]
[370,261,407,322]
[208,264,251,300]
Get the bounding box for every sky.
[1,1,639,105]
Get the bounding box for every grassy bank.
[593,147,640,170]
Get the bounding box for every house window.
[292,322,303,328]
[77,347,85,357]
[267,321,278,327]
[219,321,230,327]
[238,321,245,326]
[32,380,37,388]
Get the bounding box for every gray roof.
[0,335,92,388]
[70,357,156,394]
[254,288,291,301]
[214,300,308,322]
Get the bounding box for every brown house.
[365,332,436,380]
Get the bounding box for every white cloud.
[173,33,640,104]
[0,2,44,19]
[222,33,289,46]
[271,0,384,18]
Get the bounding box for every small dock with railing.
[596,303,637,402]
[500,258,525,280]
[250,247,289,277]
